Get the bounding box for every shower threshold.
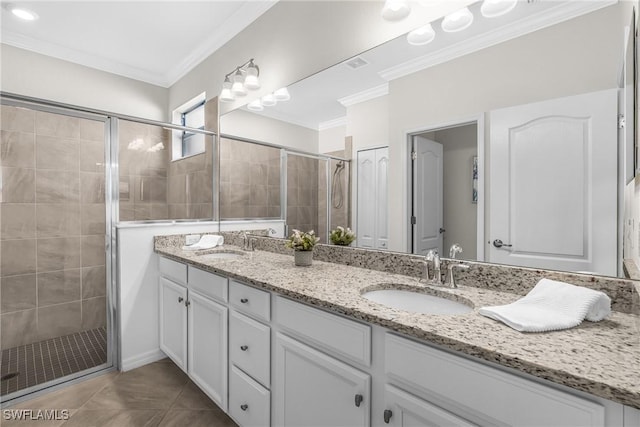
[0,327,107,396]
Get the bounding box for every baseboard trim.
[121,349,166,372]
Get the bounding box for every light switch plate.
[186,234,201,245]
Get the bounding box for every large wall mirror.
[220,0,638,280]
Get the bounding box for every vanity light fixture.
[261,93,277,107]
[5,3,38,21]
[247,99,264,111]
[219,58,260,103]
[381,0,411,21]
[441,7,474,32]
[480,0,518,18]
[273,87,291,101]
[407,23,436,46]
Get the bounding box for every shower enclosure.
[0,99,115,400]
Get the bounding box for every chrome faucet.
[445,263,470,288]
[424,249,443,285]
[449,243,463,259]
[241,232,250,250]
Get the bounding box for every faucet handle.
[446,262,470,288]
[449,243,463,259]
[425,249,438,261]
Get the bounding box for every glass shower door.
[0,101,114,401]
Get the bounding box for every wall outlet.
[186,234,201,245]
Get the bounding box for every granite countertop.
[155,244,640,409]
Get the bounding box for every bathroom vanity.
[154,235,640,426]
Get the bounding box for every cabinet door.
[159,277,187,370]
[274,333,370,427]
[188,290,228,411]
[383,384,476,427]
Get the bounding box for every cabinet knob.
[178,297,184,303]
[240,298,248,303]
[240,345,248,351]
[240,404,248,411]
[354,394,363,407]
[383,409,392,424]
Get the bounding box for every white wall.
[319,125,347,154]
[384,3,629,252]
[1,44,168,121]
[168,1,475,115]
[220,109,318,153]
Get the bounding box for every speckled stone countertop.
[155,242,640,409]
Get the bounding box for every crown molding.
[244,107,320,131]
[318,116,347,131]
[379,0,617,82]
[338,83,389,107]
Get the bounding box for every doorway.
[409,120,483,261]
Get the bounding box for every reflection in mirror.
[220,0,638,279]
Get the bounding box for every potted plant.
[329,226,355,246]
[285,229,319,266]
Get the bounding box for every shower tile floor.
[1,327,107,396]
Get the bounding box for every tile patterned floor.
[3,359,238,427]
[1,328,108,396]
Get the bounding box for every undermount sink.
[196,251,245,261]
[362,289,473,315]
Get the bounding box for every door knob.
[383,409,393,423]
[240,345,248,351]
[493,239,512,248]
[354,394,363,407]
[439,227,446,234]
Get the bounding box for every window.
[172,93,206,160]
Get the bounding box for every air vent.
[344,56,369,70]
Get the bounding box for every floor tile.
[171,381,219,410]
[62,409,165,427]
[158,409,237,427]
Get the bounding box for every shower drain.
[1,372,19,381]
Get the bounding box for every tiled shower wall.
[0,105,106,350]
[318,148,351,243]
[286,154,320,240]
[219,138,281,219]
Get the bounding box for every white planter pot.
[294,250,313,267]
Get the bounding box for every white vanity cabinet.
[158,257,228,411]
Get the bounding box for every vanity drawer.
[229,365,270,427]
[188,265,228,303]
[229,280,270,322]
[159,256,187,284]
[275,296,371,367]
[229,310,270,388]
[385,333,605,426]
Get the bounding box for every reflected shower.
[332,160,345,209]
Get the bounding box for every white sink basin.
[197,251,245,261]
[362,289,473,315]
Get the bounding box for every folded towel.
[478,278,611,332]
[182,234,224,251]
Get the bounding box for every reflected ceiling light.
[481,0,518,18]
[261,94,277,107]
[381,0,411,21]
[220,76,235,102]
[247,99,264,111]
[441,7,474,32]
[6,4,38,21]
[407,23,435,46]
[273,87,290,101]
[219,58,260,102]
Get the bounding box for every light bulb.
[480,0,517,18]
[10,6,38,21]
[244,60,260,90]
[261,94,277,107]
[219,76,235,103]
[441,7,474,33]
[273,87,290,101]
[247,99,264,111]
[407,24,436,46]
[381,0,410,21]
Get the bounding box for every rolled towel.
[182,234,224,251]
[479,278,611,332]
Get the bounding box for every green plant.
[329,226,355,246]
[285,229,320,251]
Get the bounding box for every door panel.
[357,150,375,248]
[413,137,443,255]
[489,89,617,275]
[159,277,187,370]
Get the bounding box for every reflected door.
[488,89,617,275]
[357,147,388,249]
[412,136,443,256]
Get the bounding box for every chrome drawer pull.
[354,394,363,407]
[240,345,248,351]
[240,404,248,411]
[240,298,249,303]
[383,409,392,423]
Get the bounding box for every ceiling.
[0,0,277,87]
[244,0,616,130]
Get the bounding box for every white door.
[357,147,389,249]
[188,290,228,411]
[383,384,476,427]
[412,136,444,256]
[489,89,617,275]
[273,333,370,427]
[159,277,187,370]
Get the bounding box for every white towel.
[182,234,224,251]
[478,279,611,332]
